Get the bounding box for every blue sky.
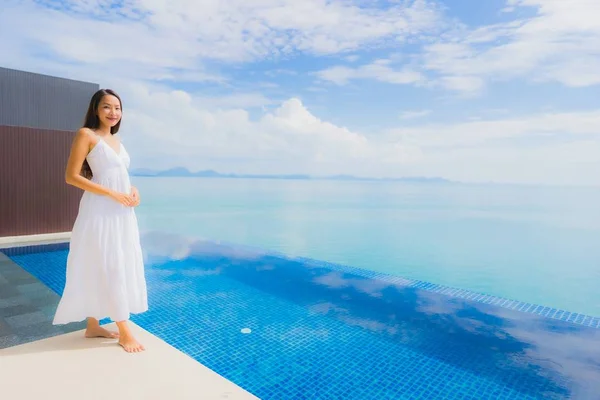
[1,0,599,185]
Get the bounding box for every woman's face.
[97,94,122,128]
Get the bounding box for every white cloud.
[421,0,600,92]
[117,83,599,186]
[4,0,598,95]
[313,0,600,94]
[387,110,600,147]
[120,85,420,176]
[384,110,600,185]
[317,59,425,86]
[437,76,484,94]
[411,139,600,186]
[0,0,443,84]
[264,69,298,77]
[399,110,431,120]
[192,93,279,109]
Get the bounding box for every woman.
[53,89,148,353]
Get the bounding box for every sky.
[1,0,599,186]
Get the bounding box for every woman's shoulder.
[76,127,95,136]
[74,127,97,142]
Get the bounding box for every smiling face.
[97,94,122,129]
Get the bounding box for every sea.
[131,176,600,317]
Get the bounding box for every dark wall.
[0,67,97,131]
[0,67,99,237]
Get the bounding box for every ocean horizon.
[130,167,600,188]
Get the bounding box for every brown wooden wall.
[0,125,82,236]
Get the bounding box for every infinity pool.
[5,232,600,399]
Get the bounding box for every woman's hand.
[109,190,136,207]
[131,186,141,206]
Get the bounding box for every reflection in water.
[140,231,600,399]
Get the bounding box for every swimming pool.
[4,232,600,399]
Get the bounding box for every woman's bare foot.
[85,326,119,339]
[118,335,145,353]
[116,320,145,353]
[85,317,119,339]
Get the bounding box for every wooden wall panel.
[0,125,82,236]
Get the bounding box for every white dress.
[53,135,148,325]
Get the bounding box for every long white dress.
[53,135,148,325]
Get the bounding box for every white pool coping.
[0,322,259,400]
[0,232,71,248]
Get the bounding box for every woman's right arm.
[65,128,134,206]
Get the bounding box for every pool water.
[5,234,600,400]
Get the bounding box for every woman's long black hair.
[80,88,123,179]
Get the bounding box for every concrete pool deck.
[0,321,258,400]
